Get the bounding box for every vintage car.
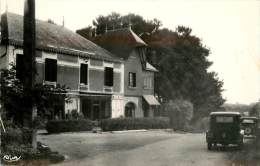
[206,112,244,150]
[240,117,258,137]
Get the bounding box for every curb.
[111,129,148,133]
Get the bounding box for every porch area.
[80,95,112,120]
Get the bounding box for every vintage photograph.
[0,0,259,165]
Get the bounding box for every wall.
[3,46,124,95]
[124,49,154,96]
[3,46,124,117]
[124,96,143,118]
[111,95,125,118]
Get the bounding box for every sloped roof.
[1,12,121,62]
[90,27,147,59]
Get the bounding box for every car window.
[242,119,254,123]
[216,116,233,123]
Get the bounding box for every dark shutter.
[45,59,57,82]
[105,67,114,86]
[133,73,136,87]
[80,64,88,84]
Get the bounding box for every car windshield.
[215,116,234,123]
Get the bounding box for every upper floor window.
[144,77,152,89]
[16,54,24,81]
[104,67,113,86]
[80,64,88,85]
[45,58,57,82]
[129,72,136,87]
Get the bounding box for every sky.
[1,0,260,104]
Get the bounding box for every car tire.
[207,142,212,150]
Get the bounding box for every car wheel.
[207,142,212,150]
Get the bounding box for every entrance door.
[82,99,91,119]
[92,104,100,120]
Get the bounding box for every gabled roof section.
[0,12,122,62]
[90,27,147,60]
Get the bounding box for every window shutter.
[45,59,57,82]
[133,73,136,87]
[80,64,88,84]
[105,67,113,86]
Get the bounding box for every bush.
[100,117,170,131]
[1,127,35,147]
[165,99,193,130]
[46,119,94,133]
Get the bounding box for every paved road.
[38,131,259,166]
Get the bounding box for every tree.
[77,12,162,40]
[166,99,193,130]
[145,26,225,119]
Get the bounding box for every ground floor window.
[81,97,111,120]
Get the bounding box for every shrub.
[1,127,35,147]
[100,117,170,131]
[165,99,193,130]
[46,119,94,133]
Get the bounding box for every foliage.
[165,99,193,130]
[1,127,64,164]
[145,27,225,118]
[46,119,94,133]
[0,64,69,126]
[100,117,170,131]
[77,12,162,39]
[249,102,260,118]
[223,103,254,115]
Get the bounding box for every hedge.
[100,117,170,131]
[46,119,94,133]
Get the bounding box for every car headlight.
[240,130,244,135]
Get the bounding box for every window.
[129,72,136,87]
[144,77,152,89]
[80,64,88,84]
[45,58,57,82]
[216,116,234,123]
[104,67,113,86]
[16,54,24,81]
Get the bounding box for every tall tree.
[145,26,225,118]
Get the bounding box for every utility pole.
[23,0,37,148]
